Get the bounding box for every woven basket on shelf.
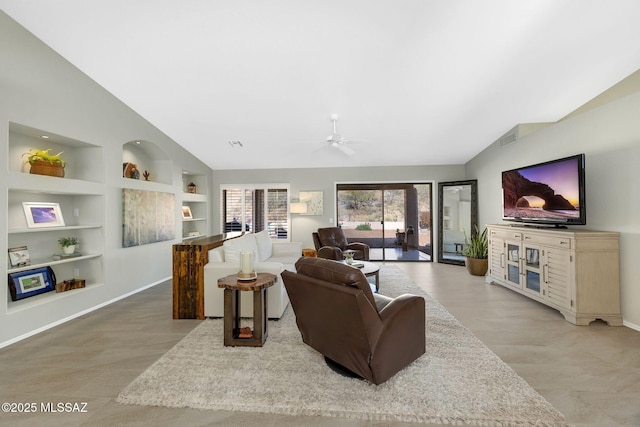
[29,160,65,178]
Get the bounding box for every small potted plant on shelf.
[462,226,488,276]
[23,148,66,177]
[58,237,79,254]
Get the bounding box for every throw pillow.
[223,234,259,266]
[254,230,272,261]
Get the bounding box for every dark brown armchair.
[312,227,370,261]
[281,257,425,385]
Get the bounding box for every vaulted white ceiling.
[2,0,640,170]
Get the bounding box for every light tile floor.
[369,248,431,261]
[0,262,638,426]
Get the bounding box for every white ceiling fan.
[322,113,356,156]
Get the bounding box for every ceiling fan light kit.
[321,113,356,155]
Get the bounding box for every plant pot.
[29,160,65,178]
[63,245,76,254]
[465,257,488,276]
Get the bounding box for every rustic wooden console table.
[172,232,243,319]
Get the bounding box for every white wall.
[0,11,211,346]
[466,89,640,328]
[212,165,465,250]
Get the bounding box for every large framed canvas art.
[299,191,323,215]
[122,189,176,247]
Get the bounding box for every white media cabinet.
[486,224,622,326]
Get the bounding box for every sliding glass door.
[336,183,432,261]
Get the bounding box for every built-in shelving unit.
[181,171,209,240]
[3,124,211,333]
[5,123,105,311]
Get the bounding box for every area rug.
[117,266,567,426]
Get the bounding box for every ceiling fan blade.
[312,144,331,154]
[338,144,356,156]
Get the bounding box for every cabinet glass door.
[506,243,520,286]
[523,245,542,295]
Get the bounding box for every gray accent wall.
[0,11,211,345]
[211,165,464,250]
[466,86,640,328]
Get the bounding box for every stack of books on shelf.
[52,252,82,261]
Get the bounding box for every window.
[221,184,290,239]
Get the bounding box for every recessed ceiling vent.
[499,127,518,146]
[499,133,517,146]
[498,123,553,147]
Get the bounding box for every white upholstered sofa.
[203,230,303,319]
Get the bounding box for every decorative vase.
[29,160,64,178]
[465,257,488,276]
[123,163,139,179]
[63,245,76,254]
[187,182,197,193]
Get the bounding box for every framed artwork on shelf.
[8,246,31,267]
[182,206,193,220]
[22,202,65,228]
[8,266,56,301]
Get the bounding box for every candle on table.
[241,251,253,274]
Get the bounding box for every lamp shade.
[290,202,308,214]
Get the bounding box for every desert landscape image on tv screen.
[502,158,580,220]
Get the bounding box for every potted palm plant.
[463,226,488,276]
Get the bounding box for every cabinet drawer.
[489,228,522,240]
[523,234,572,249]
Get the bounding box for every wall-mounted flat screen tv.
[502,154,586,226]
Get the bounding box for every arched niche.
[122,140,172,185]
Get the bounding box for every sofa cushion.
[223,234,259,267]
[208,246,224,262]
[254,230,273,261]
[267,255,297,271]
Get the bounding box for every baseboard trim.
[623,319,640,332]
[0,276,170,349]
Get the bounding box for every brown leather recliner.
[281,257,425,385]
[312,227,370,261]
